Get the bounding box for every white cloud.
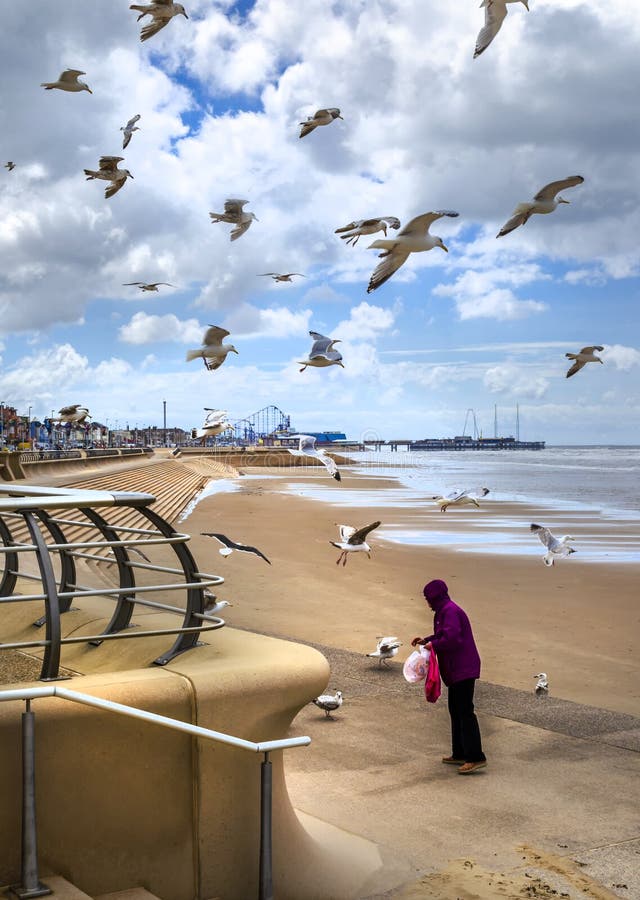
[118,313,203,345]
[433,267,548,321]
[223,304,312,338]
[602,344,640,370]
[484,365,549,399]
[337,302,395,341]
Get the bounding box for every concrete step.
[0,875,93,900]
[94,889,164,900]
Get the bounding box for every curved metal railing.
[0,484,225,680]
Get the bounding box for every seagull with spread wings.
[123,281,174,292]
[84,156,133,198]
[335,216,401,246]
[5,162,16,172]
[130,1,188,42]
[201,533,271,565]
[258,272,305,282]
[530,524,576,567]
[565,346,604,378]
[366,636,402,668]
[41,69,92,94]
[330,521,381,566]
[431,488,490,513]
[474,0,529,59]
[186,325,239,370]
[298,332,344,373]
[367,210,458,293]
[497,176,584,237]
[289,435,341,480]
[121,114,141,149]
[209,199,258,241]
[57,405,91,425]
[192,409,233,441]
[299,108,343,138]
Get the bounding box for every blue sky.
[1,0,639,442]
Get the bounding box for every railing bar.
[0,686,312,754]
[0,537,189,554]
[0,621,225,650]
[4,579,223,603]
[46,519,160,535]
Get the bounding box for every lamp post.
[163,399,167,447]
[0,401,4,448]
[27,406,31,445]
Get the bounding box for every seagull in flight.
[41,69,92,94]
[474,0,529,60]
[565,346,604,379]
[431,488,490,513]
[330,521,381,566]
[288,435,341,481]
[530,524,576,566]
[335,216,401,247]
[497,176,584,237]
[367,636,402,668]
[203,594,233,616]
[130,1,189,42]
[209,199,258,241]
[258,272,305,282]
[367,210,458,293]
[534,673,549,697]
[201,533,271,565]
[84,156,133,198]
[312,690,343,718]
[298,332,344,373]
[56,404,91,425]
[123,281,174,292]
[192,409,233,441]
[299,108,343,139]
[4,162,16,172]
[121,114,141,149]
[186,325,238,370]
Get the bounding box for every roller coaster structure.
[228,405,293,445]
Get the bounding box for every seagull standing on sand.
[41,69,92,94]
[289,435,341,481]
[298,332,344,373]
[201,533,271,565]
[130,1,188,42]
[299,108,343,138]
[335,216,401,247]
[123,281,174,292]
[432,488,490,513]
[84,156,133,199]
[209,199,258,241]
[534,673,549,697]
[367,636,402,668]
[186,326,239,370]
[121,114,141,149]
[367,210,459,293]
[330,521,381,566]
[259,273,305,282]
[312,691,343,718]
[57,405,91,425]
[474,0,529,59]
[565,346,604,379]
[4,162,15,171]
[530,524,576,566]
[497,176,584,237]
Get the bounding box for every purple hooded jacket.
[422,580,481,686]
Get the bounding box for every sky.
[1,0,639,443]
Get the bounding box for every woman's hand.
[411,637,424,647]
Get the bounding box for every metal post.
[9,701,52,898]
[259,752,273,900]
[163,400,167,447]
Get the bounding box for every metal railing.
[0,484,226,679]
[0,685,311,900]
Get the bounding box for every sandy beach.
[183,465,639,717]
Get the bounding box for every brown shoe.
[442,756,465,765]
[458,761,487,774]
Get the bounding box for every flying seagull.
[130,1,189,42]
[57,405,91,425]
[474,0,529,60]
[121,114,141,149]
[203,595,233,616]
[201,533,271,565]
[123,281,174,292]
[298,331,344,373]
[335,216,401,247]
[84,156,133,198]
[192,409,233,441]
[534,673,549,697]
[565,346,604,379]
[431,487,490,513]
[530,524,576,567]
[367,210,459,293]
[497,176,584,237]
[186,325,239,370]
[367,636,402,668]
[312,690,343,718]
[288,434,341,481]
[330,521,381,566]
[41,69,92,94]
[258,273,305,282]
[209,199,258,241]
[4,162,15,172]
[299,108,343,139]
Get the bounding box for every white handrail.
[0,685,311,754]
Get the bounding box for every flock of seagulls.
[335,216,401,247]
[474,0,529,59]
[496,176,584,238]
[366,636,402,668]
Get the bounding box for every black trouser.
[447,678,486,763]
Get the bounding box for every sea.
[184,446,640,564]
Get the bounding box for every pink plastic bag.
[424,650,441,703]
[402,646,431,683]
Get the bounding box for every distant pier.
[325,435,545,452]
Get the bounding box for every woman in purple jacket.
[411,579,487,774]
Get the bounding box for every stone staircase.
[0,877,167,900]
